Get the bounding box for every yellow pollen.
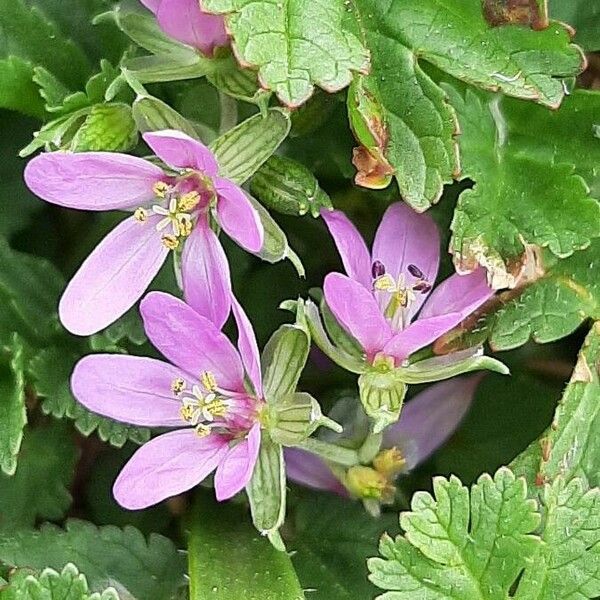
[195,424,211,437]
[205,398,227,418]
[180,404,195,422]
[161,235,180,250]
[134,207,148,223]
[177,191,200,212]
[177,214,193,237]
[373,274,395,291]
[153,181,170,198]
[373,447,406,480]
[201,371,218,392]
[171,378,186,395]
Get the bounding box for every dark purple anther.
[407,264,424,279]
[372,260,385,279]
[413,282,432,294]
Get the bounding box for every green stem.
[295,437,360,467]
[218,91,238,134]
[358,431,383,464]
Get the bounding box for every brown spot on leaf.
[482,0,549,30]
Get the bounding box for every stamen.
[171,378,186,395]
[412,281,432,294]
[204,398,227,418]
[161,235,180,250]
[153,181,170,198]
[407,264,424,279]
[180,404,196,422]
[201,371,218,392]
[178,191,200,212]
[373,274,396,292]
[372,260,385,279]
[134,207,148,223]
[177,214,193,237]
[195,424,211,437]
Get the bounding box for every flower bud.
[344,466,395,503]
[358,362,407,433]
[270,392,341,446]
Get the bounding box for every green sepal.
[358,368,407,434]
[261,324,310,403]
[269,391,342,446]
[399,349,510,384]
[210,108,291,185]
[246,195,305,277]
[122,54,210,84]
[246,434,286,542]
[250,155,332,218]
[286,298,365,374]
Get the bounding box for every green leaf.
[0,336,26,475]
[210,108,291,184]
[549,0,600,51]
[372,0,583,109]
[0,0,90,91]
[261,324,309,402]
[348,2,459,210]
[0,239,64,347]
[290,494,398,600]
[487,244,600,350]
[29,348,150,448]
[250,155,332,217]
[0,520,186,600]
[187,494,304,599]
[0,57,45,117]
[2,563,120,600]
[246,435,286,539]
[0,422,77,532]
[202,0,369,107]
[513,323,600,491]
[446,86,600,288]
[368,468,541,599]
[514,477,600,599]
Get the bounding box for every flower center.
[172,371,230,437]
[372,262,432,329]
[134,175,215,250]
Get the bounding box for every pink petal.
[113,430,229,509]
[231,296,262,397]
[323,272,392,357]
[321,208,371,289]
[383,314,468,364]
[372,202,440,319]
[383,269,493,362]
[382,375,480,469]
[182,218,231,329]
[72,354,188,427]
[214,424,261,501]
[140,291,245,392]
[284,448,347,496]
[215,178,264,252]
[418,268,493,321]
[24,152,163,211]
[139,0,160,13]
[59,215,168,336]
[156,0,228,56]
[143,130,218,175]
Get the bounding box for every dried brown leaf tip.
[482,0,549,30]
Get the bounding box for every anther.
[153,181,170,198]
[171,378,186,395]
[372,260,385,279]
[195,424,211,437]
[134,208,148,223]
[177,191,200,212]
[412,281,432,294]
[201,371,218,392]
[407,264,424,279]
[161,235,180,250]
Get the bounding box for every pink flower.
[25,130,263,336]
[321,203,493,366]
[71,291,265,509]
[139,0,228,57]
[285,375,480,496]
